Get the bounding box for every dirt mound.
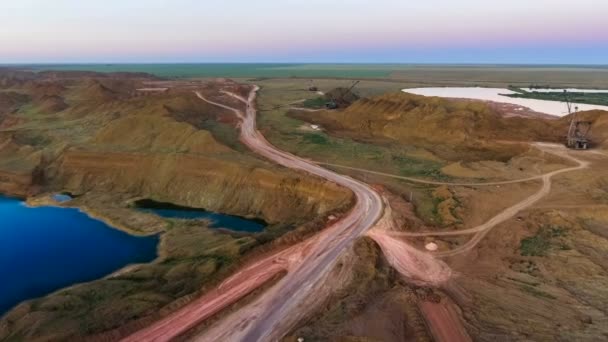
[36,95,68,113]
[80,79,122,101]
[25,81,66,98]
[0,92,29,113]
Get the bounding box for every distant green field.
[506,89,608,106]
[16,63,608,87]
[13,63,608,89]
[25,63,397,79]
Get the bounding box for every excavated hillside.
[292,92,608,161]
[0,69,352,224]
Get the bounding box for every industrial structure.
[325,80,360,109]
[564,90,592,150]
[308,80,318,92]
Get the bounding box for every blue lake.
[0,196,158,315]
[140,208,266,233]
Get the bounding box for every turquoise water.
[0,196,158,315]
[141,208,265,233]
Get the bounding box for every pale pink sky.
[1,0,606,63]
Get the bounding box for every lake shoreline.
[0,195,159,315]
[13,191,269,293]
[23,194,176,266]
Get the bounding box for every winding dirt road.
[385,143,589,257]
[318,161,561,187]
[317,144,592,258]
[122,85,383,341]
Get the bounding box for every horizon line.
[2,62,608,67]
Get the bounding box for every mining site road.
[384,142,590,257]
[122,85,383,342]
[318,160,567,187]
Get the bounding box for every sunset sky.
[1,0,607,64]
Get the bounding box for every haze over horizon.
[2,0,607,64]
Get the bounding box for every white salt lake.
[402,87,608,117]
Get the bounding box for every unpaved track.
[123,86,383,342]
[387,143,590,257]
[365,200,469,342]
[318,161,557,186]
[200,87,383,341]
[419,300,472,342]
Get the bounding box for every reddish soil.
[419,300,472,342]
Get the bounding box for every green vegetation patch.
[520,225,568,257]
[199,119,245,152]
[29,64,396,79]
[391,155,449,180]
[506,88,608,106]
[302,96,328,109]
[301,132,331,145]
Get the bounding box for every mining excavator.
[564,90,592,150]
[325,80,360,109]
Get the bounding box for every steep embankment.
[0,169,34,197]
[57,150,349,224]
[56,106,350,223]
[0,133,42,197]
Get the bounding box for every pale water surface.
[402,87,608,117]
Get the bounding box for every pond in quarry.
[135,199,266,233]
[0,196,158,315]
[140,207,266,233]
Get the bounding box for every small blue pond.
[0,196,158,315]
[51,193,73,203]
[140,208,266,233]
